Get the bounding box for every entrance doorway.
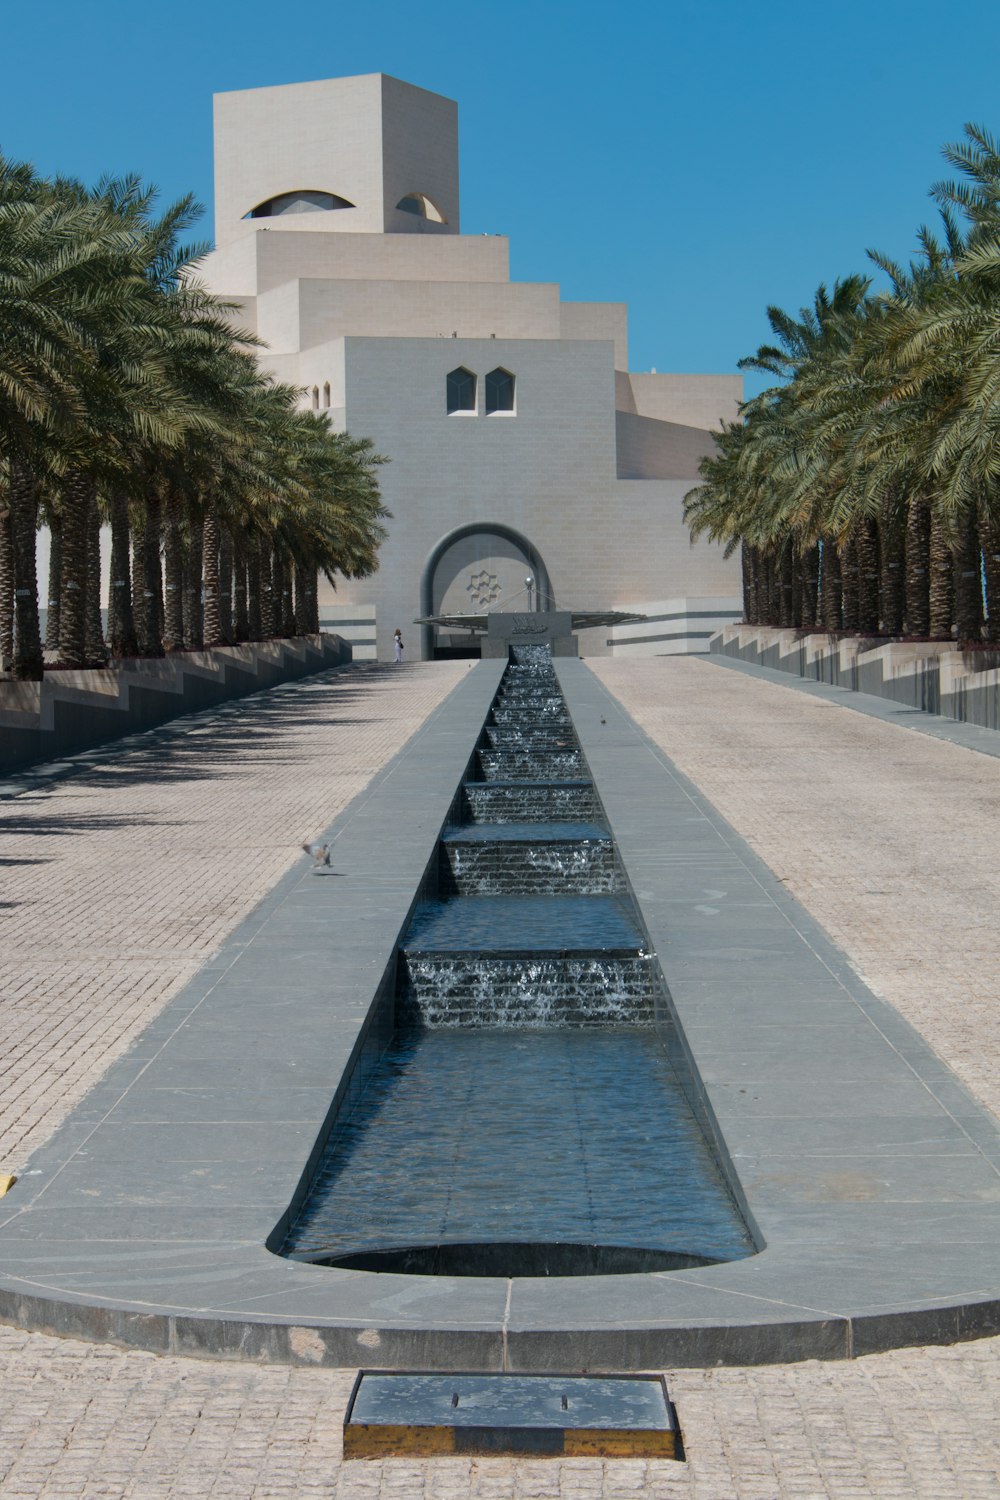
[420,524,554,660]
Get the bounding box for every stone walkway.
[0,662,465,1172]
[590,658,1000,1124]
[1,657,999,1498]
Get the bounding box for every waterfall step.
[397,954,658,1027]
[460,780,601,823]
[440,825,620,895]
[483,726,578,748]
[491,705,570,725]
[476,749,583,781]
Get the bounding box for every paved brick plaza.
[1,657,999,1498]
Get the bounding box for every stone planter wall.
[710,625,1000,733]
[0,634,352,774]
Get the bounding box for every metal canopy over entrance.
[415,609,647,659]
[416,611,647,634]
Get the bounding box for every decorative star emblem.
[466,570,501,607]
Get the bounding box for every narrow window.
[446,367,476,414]
[323,382,331,409]
[485,367,515,415]
[311,386,319,410]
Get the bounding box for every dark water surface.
[285,1028,753,1267]
[402,896,643,953]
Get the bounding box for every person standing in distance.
[393,628,404,664]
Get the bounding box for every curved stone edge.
[3,1283,1000,1368]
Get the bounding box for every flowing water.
[283,644,753,1275]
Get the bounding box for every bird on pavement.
[301,841,332,871]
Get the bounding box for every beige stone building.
[200,72,742,660]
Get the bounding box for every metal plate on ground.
[343,1371,681,1458]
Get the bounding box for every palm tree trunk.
[790,541,802,627]
[184,515,203,649]
[10,463,44,680]
[819,536,841,632]
[218,525,234,644]
[46,511,62,654]
[758,548,770,625]
[0,499,14,670]
[203,509,222,647]
[260,542,277,636]
[749,545,764,624]
[108,491,138,657]
[756,546,769,624]
[136,496,164,658]
[247,542,262,640]
[979,497,1000,643]
[928,510,954,638]
[58,472,90,667]
[307,564,319,630]
[771,547,783,625]
[856,515,880,634]
[840,533,859,632]
[271,552,288,637]
[84,486,107,663]
[293,562,313,635]
[800,544,819,630]
[879,497,906,637]
[905,496,931,637]
[953,506,983,644]
[740,541,753,624]
[131,515,145,651]
[281,556,296,637]
[778,539,794,627]
[234,535,250,642]
[162,492,186,651]
[764,547,779,626]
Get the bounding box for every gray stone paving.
[1,657,1000,1495]
[0,662,465,1174]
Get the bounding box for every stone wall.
[0,634,351,774]
[711,624,1000,732]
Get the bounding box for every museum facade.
[200,72,742,660]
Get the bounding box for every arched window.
[485,367,515,415]
[322,382,331,409]
[246,190,355,219]
[396,192,447,224]
[311,386,320,410]
[446,367,476,415]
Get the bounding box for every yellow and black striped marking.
[343,1371,682,1460]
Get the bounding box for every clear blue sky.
[5,0,1000,399]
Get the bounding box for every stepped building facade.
[200,73,742,660]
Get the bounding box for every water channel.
[282,646,754,1277]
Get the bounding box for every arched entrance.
[419,523,554,659]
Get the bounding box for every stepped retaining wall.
[711,624,1000,731]
[0,634,351,774]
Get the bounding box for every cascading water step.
[483,725,578,748]
[398,895,654,1025]
[397,954,658,1027]
[461,780,601,824]
[476,748,583,780]
[491,702,570,724]
[440,823,621,895]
